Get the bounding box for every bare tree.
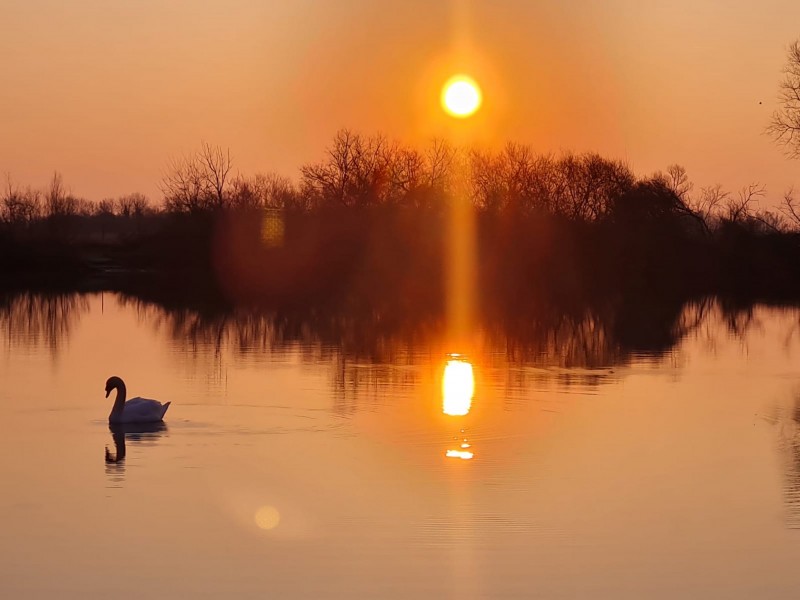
[300,130,393,207]
[387,147,425,202]
[768,40,800,157]
[780,187,800,230]
[425,138,455,191]
[555,153,634,221]
[73,197,95,217]
[725,183,766,222]
[649,165,722,234]
[655,164,693,201]
[752,209,787,233]
[161,143,233,213]
[45,171,65,217]
[469,148,506,212]
[229,173,298,210]
[259,173,298,209]
[300,132,458,209]
[96,198,115,216]
[198,142,233,209]
[41,171,81,219]
[1,175,40,226]
[348,133,391,206]
[467,146,636,219]
[691,184,728,224]
[116,193,150,217]
[526,154,562,215]
[301,129,356,207]
[228,174,262,211]
[161,153,209,213]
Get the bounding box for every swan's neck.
[109,383,127,422]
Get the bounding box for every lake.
[2,291,800,598]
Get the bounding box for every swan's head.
[105,376,124,398]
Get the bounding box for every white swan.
[105,376,171,424]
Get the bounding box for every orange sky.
[1,0,798,205]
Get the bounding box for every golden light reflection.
[446,449,474,460]
[442,356,474,416]
[260,209,285,247]
[441,75,482,118]
[254,505,281,530]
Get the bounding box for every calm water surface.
[2,293,800,598]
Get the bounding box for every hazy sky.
[1,0,799,204]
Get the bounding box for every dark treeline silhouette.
[2,132,800,311]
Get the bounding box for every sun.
[441,75,482,118]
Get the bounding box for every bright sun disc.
[441,75,482,118]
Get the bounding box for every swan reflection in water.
[442,354,475,460]
[104,422,168,483]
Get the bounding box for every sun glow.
[441,75,482,118]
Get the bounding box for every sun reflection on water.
[442,356,474,417]
[446,449,474,460]
[443,355,476,460]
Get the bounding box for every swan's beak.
[105,389,111,398]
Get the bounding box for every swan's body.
[105,376,170,424]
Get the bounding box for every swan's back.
[119,397,171,424]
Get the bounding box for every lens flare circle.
[441,75,482,118]
[254,505,281,530]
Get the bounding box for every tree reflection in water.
[1,288,787,396]
[115,292,763,396]
[0,291,89,356]
[773,390,800,529]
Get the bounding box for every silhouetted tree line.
[2,171,156,231]
[2,131,800,306]
[4,134,797,231]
